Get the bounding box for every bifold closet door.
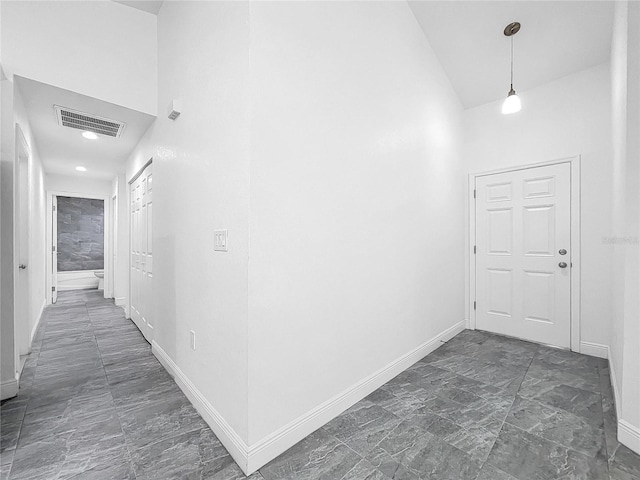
[130,163,153,341]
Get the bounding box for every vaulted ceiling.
[408,1,614,109]
[112,0,163,15]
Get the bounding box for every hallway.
[2,291,640,479]
[1,291,258,479]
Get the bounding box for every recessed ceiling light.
[82,131,98,140]
[76,166,87,172]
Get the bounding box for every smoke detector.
[54,105,126,138]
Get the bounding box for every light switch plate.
[214,229,228,252]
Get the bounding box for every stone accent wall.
[57,196,104,271]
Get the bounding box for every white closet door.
[130,164,153,341]
[141,168,153,338]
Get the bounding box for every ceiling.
[409,1,614,109]
[16,77,156,180]
[112,0,163,15]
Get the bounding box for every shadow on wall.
[57,196,104,271]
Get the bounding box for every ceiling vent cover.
[54,105,126,138]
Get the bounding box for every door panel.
[129,164,153,342]
[475,162,571,348]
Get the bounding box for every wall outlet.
[214,229,228,252]
[190,330,196,350]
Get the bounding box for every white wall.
[46,174,113,197]
[610,0,640,452]
[1,69,17,399]
[463,63,613,350]
[621,0,640,444]
[0,70,48,399]
[112,174,129,306]
[125,1,464,471]
[126,0,251,444]
[0,1,157,115]
[15,82,47,345]
[247,1,465,451]
[610,0,629,422]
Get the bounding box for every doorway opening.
[47,191,111,305]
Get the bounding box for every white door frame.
[109,194,117,299]
[46,190,111,304]
[467,155,581,353]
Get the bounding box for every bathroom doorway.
[47,191,111,303]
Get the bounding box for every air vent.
[54,105,126,138]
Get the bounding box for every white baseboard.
[151,341,250,472]
[245,320,466,473]
[619,419,640,453]
[580,341,608,359]
[30,299,46,343]
[152,320,466,475]
[114,296,126,307]
[1,375,19,400]
[57,271,100,291]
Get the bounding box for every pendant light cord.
[510,35,514,90]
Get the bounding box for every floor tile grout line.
[84,296,218,477]
[476,344,539,479]
[84,297,140,479]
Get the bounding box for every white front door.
[130,163,153,341]
[475,162,571,348]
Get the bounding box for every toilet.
[94,270,105,290]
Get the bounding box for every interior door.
[130,163,153,341]
[52,195,58,304]
[475,162,571,348]
[16,149,29,355]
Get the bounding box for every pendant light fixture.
[502,21,522,114]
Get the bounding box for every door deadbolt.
[559,262,568,268]
[559,249,567,255]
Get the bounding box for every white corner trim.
[151,341,250,471]
[607,346,621,422]
[580,341,608,359]
[618,420,640,454]
[1,375,19,400]
[245,320,466,474]
[114,297,127,307]
[607,347,640,454]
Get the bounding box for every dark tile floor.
[1,290,639,479]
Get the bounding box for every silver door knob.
[559,262,568,268]
[559,249,567,255]
[18,264,26,270]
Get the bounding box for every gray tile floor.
[1,291,639,479]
